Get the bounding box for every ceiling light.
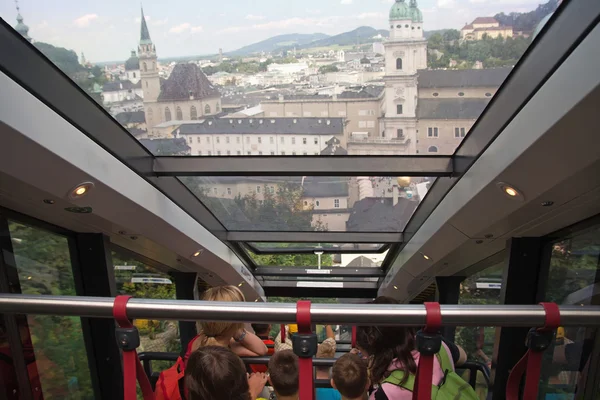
[192,249,204,257]
[422,253,430,260]
[64,206,93,214]
[43,199,55,205]
[541,201,554,207]
[254,299,259,302]
[68,182,95,200]
[393,285,398,290]
[496,182,524,201]
[27,276,32,280]
[238,282,244,287]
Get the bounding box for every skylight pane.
[180,176,435,232]
[1,0,560,157]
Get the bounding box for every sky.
[0,0,545,62]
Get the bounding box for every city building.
[137,8,222,129]
[301,177,350,231]
[461,17,514,40]
[101,80,143,104]
[12,2,31,42]
[123,50,141,84]
[172,117,345,156]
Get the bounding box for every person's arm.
[440,337,466,366]
[325,325,335,340]
[230,329,268,357]
[248,372,268,399]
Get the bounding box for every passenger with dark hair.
[332,353,370,400]
[250,324,275,374]
[268,350,299,400]
[185,346,267,400]
[356,296,462,400]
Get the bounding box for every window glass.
[457,263,503,399]
[7,221,94,399]
[112,251,180,372]
[540,226,600,399]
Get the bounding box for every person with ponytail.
[356,297,462,400]
[188,285,268,357]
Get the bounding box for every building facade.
[138,9,222,129]
[461,17,514,40]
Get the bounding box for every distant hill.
[494,0,558,32]
[34,42,84,76]
[229,33,330,56]
[297,26,389,49]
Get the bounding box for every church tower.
[139,8,160,107]
[13,0,32,42]
[382,0,426,154]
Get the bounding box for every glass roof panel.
[0,0,561,157]
[180,176,434,232]
[246,242,388,253]
[248,247,389,268]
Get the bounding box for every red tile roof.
[472,17,498,24]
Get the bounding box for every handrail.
[1,294,599,326]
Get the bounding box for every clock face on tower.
[395,88,405,96]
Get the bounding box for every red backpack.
[154,335,200,400]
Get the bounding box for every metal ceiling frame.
[255,267,385,278]
[1,0,595,292]
[153,155,455,177]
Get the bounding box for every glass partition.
[6,221,94,399]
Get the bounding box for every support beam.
[172,272,199,356]
[255,267,385,278]
[227,231,402,243]
[435,276,465,341]
[492,238,547,400]
[72,233,122,400]
[153,156,454,177]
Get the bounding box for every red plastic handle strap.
[112,296,155,400]
[296,300,314,400]
[351,326,357,348]
[412,302,442,400]
[506,302,561,400]
[281,324,286,343]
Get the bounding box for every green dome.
[125,50,140,71]
[389,0,411,21]
[14,14,31,42]
[409,1,423,23]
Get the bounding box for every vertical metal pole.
[435,276,464,342]
[72,233,123,400]
[492,237,547,400]
[0,213,34,400]
[172,271,200,356]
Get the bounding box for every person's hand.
[350,347,360,355]
[248,372,267,399]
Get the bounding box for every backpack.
[381,347,479,400]
[154,335,200,400]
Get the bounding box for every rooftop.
[157,64,220,102]
[472,17,499,24]
[139,138,190,155]
[346,197,418,232]
[114,110,146,125]
[418,68,512,88]
[103,80,141,92]
[302,177,349,198]
[173,117,345,136]
[417,98,490,119]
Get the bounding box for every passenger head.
[356,296,416,386]
[332,353,369,400]
[251,323,271,337]
[268,350,299,398]
[316,338,336,374]
[199,285,246,347]
[185,346,250,400]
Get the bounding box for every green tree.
[427,33,444,50]
[442,29,460,42]
[318,64,339,74]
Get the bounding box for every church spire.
[140,6,152,45]
[14,0,32,42]
[409,0,417,6]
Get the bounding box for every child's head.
[316,339,336,374]
[332,353,369,400]
[185,346,250,400]
[268,350,299,397]
[251,323,272,337]
[199,285,246,346]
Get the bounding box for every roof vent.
[259,119,263,124]
[270,119,275,123]
[318,119,322,123]
[293,119,297,124]
[208,120,212,125]
[238,120,242,124]
[327,120,331,125]
[229,119,233,123]
[249,119,253,124]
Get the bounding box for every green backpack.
[382,348,479,399]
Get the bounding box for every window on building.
[292,137,296,145]
[226,137,230,144]
[271,151,275,155]
[292,152,297,155]
[208,150,212,155]
[227,188,232,195]
[314,138,318,145]
[216,103,220,112]
[359,110,368,116]
[165,107,171,121]
[367,121,375,128]
[217,150,221,155]
[237,151,241,155]
[338,111,347,117]
[143,62,147,72]
[304,201,308,206]
[396,104,403,115]
[205,104,211,114]
[147,107,153,122]
[246,137,250,143]
[428,146,438,153]
[334,199,340,208]
[198,150,202,155]
[259,151,263,155]
[188,137,192,144]
[303,138,307,145]
[256,186,261,193]
[226,150,230,155]
[190,106,198,120]
[397,128,403,137]
[316,200,320,207]
[216,137,220,144]
[359,121,367,128]
[207,137,211,143]
[270,137,274,144]
[213,187,217,194]
[428,127,439,137]
[396,58,403,70]
[281,137,285,144]
[247,151,251,155]
[196,136,200,143]
[258,137,262,144]
[176,106,183,120]
[133,72,136,78]
[236,137,240,144]
[281,151,285,155]
[455,127,467,138]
